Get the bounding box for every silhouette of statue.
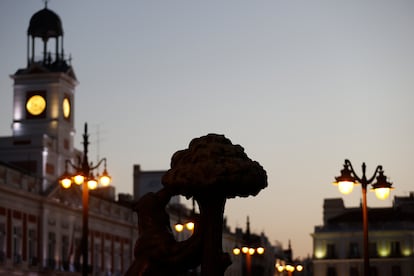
[126,134,267,276]
[162,134,268,276]
[125,187,202,276]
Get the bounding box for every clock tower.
[12,5,77,142]
[0,5,78,191]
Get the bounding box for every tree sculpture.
[162,133,268,276]
[125,187,202,276]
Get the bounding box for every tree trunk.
[196,196,230,276]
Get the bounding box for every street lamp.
[275,262,303,276]
[232,217,265,276]
[174,220,195,232]
[232,245,265,276]
[174,198,197,233]
[333,159,393,276]
[59,123,111,276]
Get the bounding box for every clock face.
[63,97,71,118]
[26,95,46,116]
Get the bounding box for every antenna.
[92,123,108,167]
[96,124,101,163]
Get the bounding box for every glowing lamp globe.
[99,169,112,186]
[60,177,72,189]
[87,179,98,190]
[371,170,393,200]
[233,247,241,255]
[175,223,184,232]
[186,222,195,231]
[337,181,355,195]
[74,174,84,185]
[334,164,356,195]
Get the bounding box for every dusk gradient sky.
[1,1,414,259]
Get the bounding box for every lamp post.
[174,198,196,233]
[174,220,195,233]
[232,217,265,276]
[275,262,303,276]
[333,159,393,276]
[59,123,111,276]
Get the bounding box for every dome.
[27,8,63,39]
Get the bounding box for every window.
[123,244,131,273]
[74,238,81,272]
[113,243,121,274]
[28,229,37,265]
[349,242,360,258]
[0,223,5,263]
[327,243,336,259]
[391,241,401,257]
[13,226,22,264]
[47,232,56,269]
[327,266,337,276]
[369,242,377,258]
[392,265,401,276]
[93,243,101,273]
[349,266,359,276]
[61,235,69,270]
[370,266,378,276]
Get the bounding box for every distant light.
[61,177,72,189]
[186,222,195,231]
[402,247,412,257]
[296,265,303,271]
[99,169,112,186]
[314,247,326,259]
[248,248,255,255]
[87,178,98,190]
[175,223,184,232]
[233,248,241,255]
[256,247,265,255]
[74,174,84,185]
[286,265,295,272]
[377,243,391,257]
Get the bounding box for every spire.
[245,216,250,236]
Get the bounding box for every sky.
[1,0,414,260]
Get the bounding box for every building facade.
[0,5,137,275]
[312,194,414,276]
